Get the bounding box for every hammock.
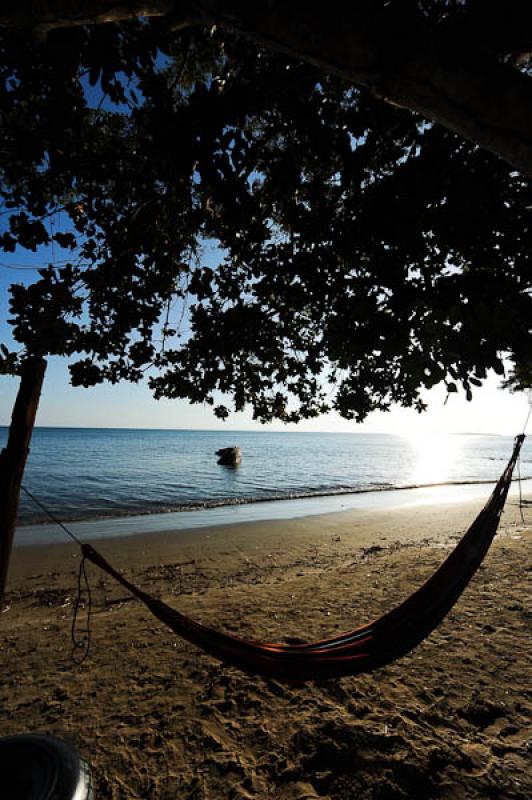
[81,435,524,681]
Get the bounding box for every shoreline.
[8,487,530,581]
[14,475,532,548]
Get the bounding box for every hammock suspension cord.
[518,392,532,522]
[21,486,93,661]
[22,434,525,681]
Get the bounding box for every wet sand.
[2,495,531,799]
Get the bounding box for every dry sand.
[1,494,531,799]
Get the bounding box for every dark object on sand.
[216,446,242,466]
[80,436,525,680]
[0,734,93,799]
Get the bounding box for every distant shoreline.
[0,424,507,436]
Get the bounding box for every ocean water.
[2,428,530,540]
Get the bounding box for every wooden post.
[0,356,47,599]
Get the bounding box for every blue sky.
[0,239,527,435]
[0,353,526,435]
[0,275,526,436]
[1,73,527,437]
[2,223,529,435]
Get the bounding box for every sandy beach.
[2,494,531,799]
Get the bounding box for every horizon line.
[0,423,506,436]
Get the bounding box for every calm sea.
[2,428,531,545]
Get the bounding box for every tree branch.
[206,2,532,176]
[0,1,205,37]
[2,1,532,175]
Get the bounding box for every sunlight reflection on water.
[405,432,464,486]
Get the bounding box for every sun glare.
[405,431,463,486]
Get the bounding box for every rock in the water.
[216,446,242,466]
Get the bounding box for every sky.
[1,226,530,437]
[0,347,527,436]
[0,239,529,436]
[0,359,528,436]
[1,73,528,438]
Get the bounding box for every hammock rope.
[21,485,94,662]
[518,391,532,522]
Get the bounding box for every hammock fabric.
[81,434,525,681]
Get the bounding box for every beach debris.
[361,545,384,559]
[216,446,242,466]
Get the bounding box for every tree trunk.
[0,356,47,600]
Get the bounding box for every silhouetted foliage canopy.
[1,16,531,421]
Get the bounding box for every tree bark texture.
[0,3,532,175]
[0,356,46,600]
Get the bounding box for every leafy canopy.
[1,20,531,421]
